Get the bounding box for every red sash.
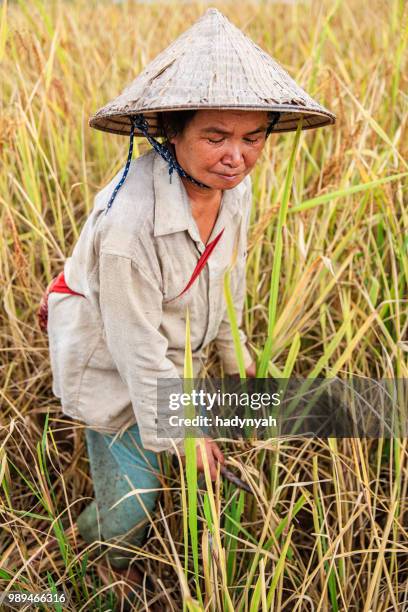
[167,227,224,302]
[38,228,224,331]
[47,271,85,296]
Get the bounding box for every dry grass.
[1,0,407,610]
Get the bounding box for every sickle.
[220,463,253,495]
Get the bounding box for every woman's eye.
[206,136,261,144]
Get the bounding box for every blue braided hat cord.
[105,111,281,214]
[266,111,281,137]
[132,114,211,190]
[105,113,210,214]
[104,116,136,214]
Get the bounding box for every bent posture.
[42,8,334,585]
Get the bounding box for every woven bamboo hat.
[89,8,335,137]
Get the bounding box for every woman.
[42,7,335,590]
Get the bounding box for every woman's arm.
[98,251,186,453]
[99,250,227,468]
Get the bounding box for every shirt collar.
[153,152,246,239]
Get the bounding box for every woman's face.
[169,109,269,190]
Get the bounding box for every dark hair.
[157,110,197,140]
[157,110,280,140]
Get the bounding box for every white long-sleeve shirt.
[47,148,253,453]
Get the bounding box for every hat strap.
[104,117,137,214]
[104,113,211,214]
[132,114,211,189]
[266,111,281,137]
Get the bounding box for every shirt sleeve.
[98,251,188,454]
[213,179,254,375]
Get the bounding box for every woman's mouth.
[215,172,241,182]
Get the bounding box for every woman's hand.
[181,439,225,481]
[227,362,257,379]
[245,361,257,377]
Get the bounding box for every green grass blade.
[258,118,303,377]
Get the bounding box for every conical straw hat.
[89,8,335,137]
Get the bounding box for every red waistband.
[48,271,85,297]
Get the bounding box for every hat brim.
[88,105,335,137]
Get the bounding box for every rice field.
[1,0,407,610]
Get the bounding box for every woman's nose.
[222,144,243,168]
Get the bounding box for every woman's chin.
[187,171,244,190]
